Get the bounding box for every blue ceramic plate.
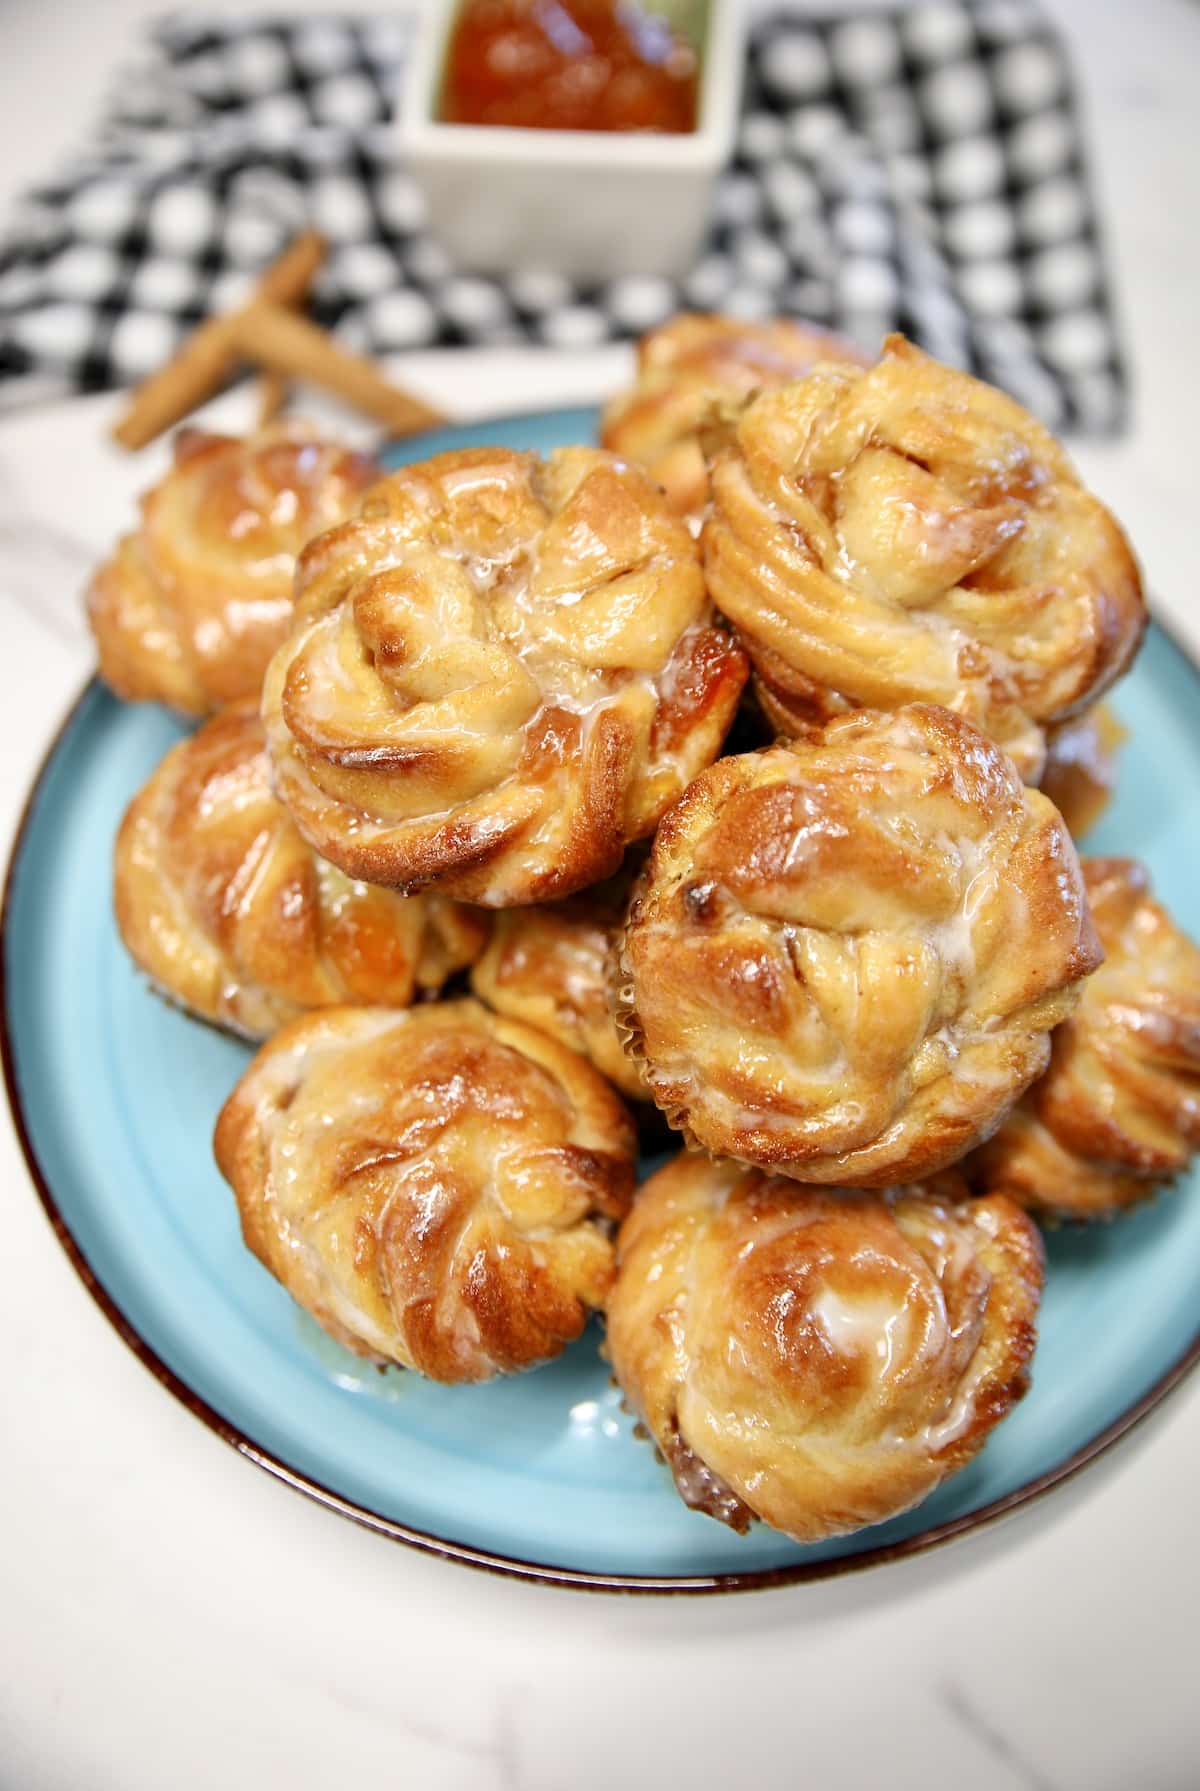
[4,406,1199,1593]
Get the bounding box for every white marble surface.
[1,3,1199,1788]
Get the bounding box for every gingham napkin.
[0,3,1127,432]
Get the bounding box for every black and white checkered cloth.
[0,4,1127,432]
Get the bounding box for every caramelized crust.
[613,704,1101,1186]
[967,857,1200,1216]
[471,873,644,1100]
[599,313,867,517]
[606,1153,1043,1543]
[87,424,379,714]
[702,335,1145,780]
[214,1001,636,1380]
[261,445,747,905]
[1039,704,1126,840]
[114,700,487,1039]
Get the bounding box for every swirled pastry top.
[261,445,747,906]
[613,704,1101,1186]
[599,313,867,517]
[967,857,1200,1217]
[605,1153,1043,1543]
[87,424,379,714]
[115,700,487,1039]
[214,1000,636,1380]
[470,872,644,1100]
[702,335,1145,779]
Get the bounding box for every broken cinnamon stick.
[257,370,290,428]
[229,302,445,437]
[112,230,327,450]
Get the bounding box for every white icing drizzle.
[811,1286,912,1373]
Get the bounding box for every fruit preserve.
[441,0,700,133]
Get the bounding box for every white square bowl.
[397,0,746,284]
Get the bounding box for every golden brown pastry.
[1039,704,1126,839]
[703,335,1145,781]
[87,423,378,714]
[115,700,487,1039]
[606,1153,1043,1543]
[214,1000,636,1380]
[262,445,747,906]
[599,313,867,517]
[613,704,1101,1186]
[967,857,1200,1217]
[470,873,644,1100]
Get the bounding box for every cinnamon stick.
[112,230,327,450]
[229,303,445,437]
[257,370,290,428]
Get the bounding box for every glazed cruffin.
[87,423,378,714]
[91,314,1198,1550]
[214,1001,636,1381]
[702,335,1145,781]
[966,858,1200,1218]
[614,704,1101,1186]
[470,869,645,1100]
[114,700,487,1039]
[261,444,748,905]
[599,312,868,519]
[605,1154,1043,1542]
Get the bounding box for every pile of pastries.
[91,324,1200,1550]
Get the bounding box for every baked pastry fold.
[115,700,487,1038]
[967,857,1200,1217]
[605,1153,1043,1543]
[702,335,1145,780]
[599,313,867,517]
[262,445,747,905]
[87,424,378,714]
[613,704,1101,1186]
[214,1000,636,1380]
[470,873,644,1100]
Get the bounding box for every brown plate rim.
[3,662,1199,1597]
